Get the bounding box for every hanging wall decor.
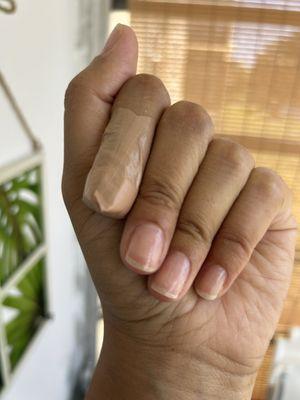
[0,71,49,389]
[0,0,16,14]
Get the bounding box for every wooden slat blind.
[130,1,300,399]
[136,0,300,12]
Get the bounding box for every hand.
[62,25,297,400]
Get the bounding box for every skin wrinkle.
[155,342,256,399]
[153,303,218,349]
[104,321,253,399]
[103,288,172,328]
[244,258,291,292]
[203,342,260,377]
[224,279,279,347]
[233,278,283,337]
[234,280,272,326]
[79,212,120,246]
[261,233,297,263]
[64,78,113,111]
[105,299,207,349]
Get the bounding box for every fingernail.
[93,178,136,218]
[150,251,190,299]
[125,223,164,272]
[196,265,227,301]
[102,24,123,54]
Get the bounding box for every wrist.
[86,324,256,400]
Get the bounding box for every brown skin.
[62,25,298,400]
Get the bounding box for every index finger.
[83,74,170,218]
[62,24,138,210]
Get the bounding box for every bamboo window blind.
[129,1,300,399]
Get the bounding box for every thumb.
[82,24,139,102]
[63,24,138,207]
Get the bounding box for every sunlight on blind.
[130,1,300,398]
[138,0,300,11]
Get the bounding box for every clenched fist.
[62,25,297,400]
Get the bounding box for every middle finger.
[120,101,213,274]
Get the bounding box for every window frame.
[0,151,49,388]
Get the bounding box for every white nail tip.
[125,256,154,272]
[150,284,178,299]
[196,290,218,301]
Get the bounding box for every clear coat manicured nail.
[150,251,190,299]
[125,223,164,272]
[196,265,227,301]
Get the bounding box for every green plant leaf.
[3,296,39,313]
[0,166,43,284]
[4,259,46,369]
[6,313,35,337]
[10,331,33,369]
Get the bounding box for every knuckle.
[252,167,285,201]
[64,75,88,111]
[218,230,253,261]
[210,138,255,170]
[170,101,206,118]
[165,101,213,136]
[129,73,170,102]
[139,178,182,212]
[177,216,212,244]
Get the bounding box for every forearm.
[85,324,256,400]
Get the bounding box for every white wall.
[0,1,109,399]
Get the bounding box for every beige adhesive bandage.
[83,107,154,218]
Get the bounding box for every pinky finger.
[194,167,292,301]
